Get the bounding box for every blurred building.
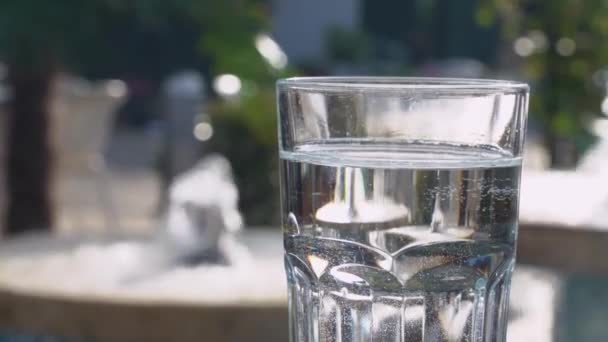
[273,0,360,63]
[273,0,498,68]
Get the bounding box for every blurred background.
[0,0,606,341]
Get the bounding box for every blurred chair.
[51,75,127,233]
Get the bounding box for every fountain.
[163,154,244,265]
[0,156,287,341]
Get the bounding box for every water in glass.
[281,141,520,342]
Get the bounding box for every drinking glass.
[277,77,528,342]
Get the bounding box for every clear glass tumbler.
[277,77,528,342]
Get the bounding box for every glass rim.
[277,76,529,93]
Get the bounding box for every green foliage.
[0,0,269,71]
[208,87,276,144]
[205,110,279,225]
[0,1,101,66]
[188,1,268,78]
[207,84,282,224]
[326,28,371,63]
[477,0,608,143]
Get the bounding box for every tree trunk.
[5,63,55,235]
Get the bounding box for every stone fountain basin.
[0,230,286,306]
[0,229,288,341]
[0,229,559,342]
